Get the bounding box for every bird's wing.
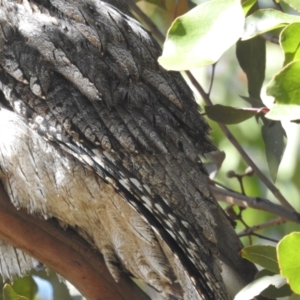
[0,1,229,299]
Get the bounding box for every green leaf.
[282,0,300,12]
[158,0,245,70]
[3,284,29,300]
[234,273,287,300]
[236,37,266,99]
[267,59,300,105]
[261,120,286,182]
[280,23,300,66]
[242,0,257,15]
[266,104,300,121]
[267,25,300,122]
[205,104,257,124]
[12,276,37,300]
[241,245,279,273]
[242,9,300,40]
[278,232,300,294]
[256,269,292,298]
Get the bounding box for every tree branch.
[238,217,285,238]
[210,185,300,223]
[0,184,150,300]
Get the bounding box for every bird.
[0,0,232,299]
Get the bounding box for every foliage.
[236,233,300,299]
[278,233,300,294]
[0,277,35,300]
[158,0,245,69]
[0,271,74,300]
[154,0,300,298]
[3,284,29,300]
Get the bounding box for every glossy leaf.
[256,269,292,298]
[267,59,300,105]
[205,104,257,124]
[12,276,37,300]
[234,273,286,300]
[280,23,300,66]
[242,9,300,40]
[282,0,300,12]
[241,245,279,273]
[261,120,286,182]
[158,0,244,70]
[236,36,266,99]
[3,284,28,300]
[242,0,257,15]
[278,232,300,294]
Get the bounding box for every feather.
[0,1,230,299]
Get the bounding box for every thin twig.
[238,216,285,237]
[210,185,300,223]
[208,64,216,96]
[237,177,246,195]
[244,233,278,243]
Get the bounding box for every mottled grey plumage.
[0,0,230,299]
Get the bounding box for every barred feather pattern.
[0,1,229,299]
